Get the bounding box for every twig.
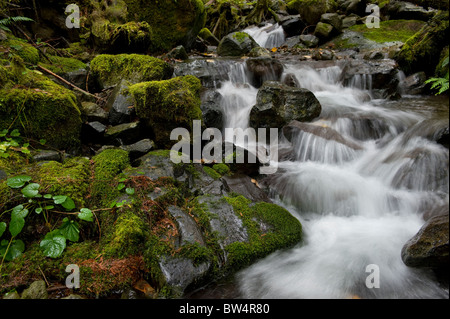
[38,265,49,287]
[37,65,100,100]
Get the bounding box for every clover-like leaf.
[59,218,80,242]
[78,208,93,222]
[53,195,67,204]
[40,230,66,258]
[21,183,40,198]
[6,175,32,188]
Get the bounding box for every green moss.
[38,55,86,75]
[202,166,221,179]
[124,0,206,52]
[348,20,426,43]
[129,75,203,148]
[395,11,449,75]
[212,163,231,176]
[103,210,147,257]
[90,53,173,88]
[232,31,251,43]
[2,37,40,65]
[110,21,152,52]
[224,195,302,270]
[91,148,130,206]
[0,64,82,150]
[35,157,91,208]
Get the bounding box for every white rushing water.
[211,39,448,297]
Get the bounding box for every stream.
[178,24,449,299]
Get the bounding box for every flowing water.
[183,28,449,299]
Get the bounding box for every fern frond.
[0,16,34,31]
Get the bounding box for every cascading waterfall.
[243,23,286,48]
[179,24,448,299]
[232,60,448,298]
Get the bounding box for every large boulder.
[395,11,449,75]
[90,54,173,90]
[0,60,82,151]
[124,0,206,52]
[249,81,322,130]
[401,212,449,269]
[287,0,338,26]
[129,75,203,148]
[217,32,260,57]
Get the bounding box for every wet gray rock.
[32,150,62,162]
[314,22,334,40]
[385,1,436,21]
[105,121,143,146]
[81,101,108,123]
[168,205,206,247]
[217,32,260,57]
[121,139,155,161]
[159,255,210,296]
[245,57,284,88]
[400,71,427,95]
[250,81,322,130]
[222,174,271,203]
[82,121,107,144]
[280,15,306,37]
[200,90,224,131]
[320,13,342,33]
[106,80,135,126]
[401,212,449,269]
[299,34,319,48]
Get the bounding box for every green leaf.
[6,175,32,188]
[40,230,66,258]
[61,197,75,211]
[9,205,28,237]
[12,205,29,219]
[9,215,25,237]
[125,187,135,195]
[21,183,40,198]
[10,129,20,137]
[44,205,54,210]
[117,183,125,191]
[78,208,93,222]
[0,222,6,238]
[53,195,67,204]
[59,218,79,242]
[35,207,43,214]
[0,239,25,261]
[43,194,52,199]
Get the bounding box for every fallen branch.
[37,65,100,101]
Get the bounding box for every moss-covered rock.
[217,31,260,57]
[287,0,337,25]
[34,157,91,208]
[129,75,203,148]
[38,55,86,75]
[395,11,449,75]
[91,148,130,206]
[89,53,173,89]
[0,59,82,151]
[109,21,153,53]
[0,36,40,65]
[124,0,206,52]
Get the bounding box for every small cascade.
[243,23,286,48]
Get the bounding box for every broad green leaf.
[117,183,125,191]
[6,175,32,188]
[0,222,6,238]
[44,205,54,210]
[21,183,40,198]
[40,230,66,258]
[125,188,135,195]
[35,207,43,214]
[43,194,52,199]
[61,197,75,211]
[10,129,20,137]
[0,239,25,261]
[59,218,79,242]
[9,215,25,237]
[53,195,67,204]
[12,205,29,219]
[78,208,93,222]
